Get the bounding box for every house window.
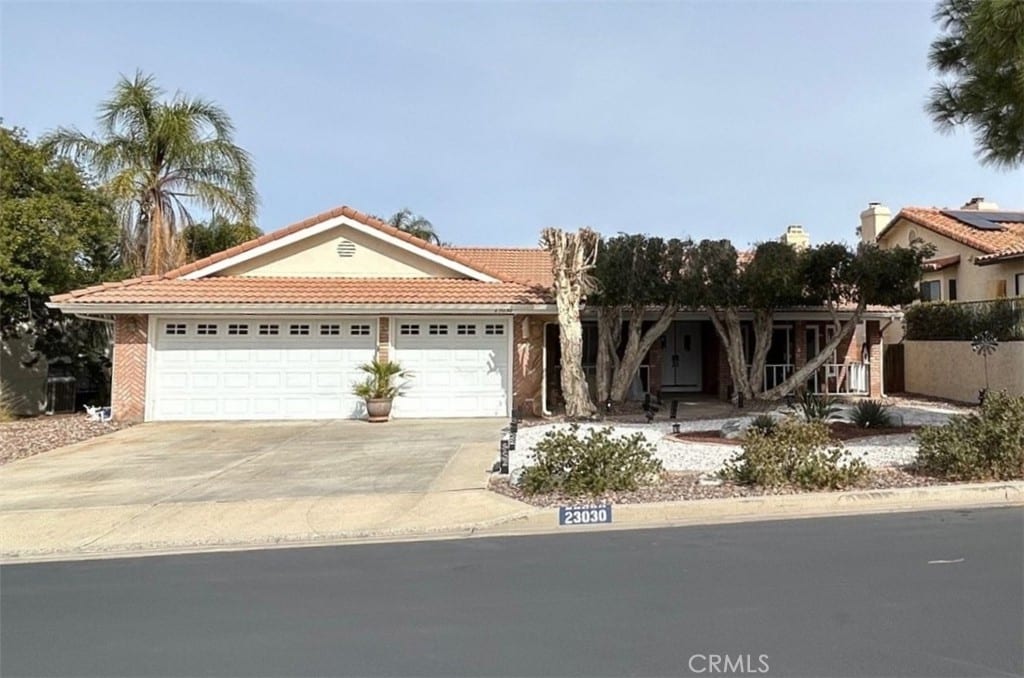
[289,323,311,336]
[399,324,420,336]
[227,323,249,336]
[456,324,477,336]
[258,324,279,336]
[320,324,341,336]
[196,323,218,336]
[350,324,371,336]
[484,323,504,335]
[428,324,449,336]
[1016,273,1024,297]
[948,279,957,301]
[919,280,941,302]
[164,323,187,336]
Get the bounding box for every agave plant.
[797,392,842,422]
[850,399,893,428]
[352,360,411,400]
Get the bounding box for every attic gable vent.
[336,239,356,258]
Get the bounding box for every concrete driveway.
[0,419,506,512]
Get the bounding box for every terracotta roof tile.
[922,254,961,271]
[444,247,553,286]
[51,277,552,306]
[880,207,1024,258]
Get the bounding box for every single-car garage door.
[391,316,509,418]
[149,317,376,421]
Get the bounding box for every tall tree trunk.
[708,308,752,402]
[609,305,678,402]
[147,199,164,276]
[595,306,622,405]
[540,227,599,419]
[759,304,865,400]
[747,309,774,396]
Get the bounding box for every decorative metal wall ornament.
[970,331,999,404]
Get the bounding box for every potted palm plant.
[352,359,410,423]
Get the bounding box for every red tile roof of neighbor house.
[51,277,552,305]
[880,207,1024,263]
[50,205,555,306]
[445,247,553,286]
[922,254,961,271]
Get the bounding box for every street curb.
[3,482,1021,564]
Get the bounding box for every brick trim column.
[867,320,883,397]
[111,314,148,423]
[513,315,547,417]
[377,316,390,362]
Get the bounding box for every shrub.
[849,400,893,428]
[518,425,663,496]
[905,299,1024,341]
[797,392,841,422]
[748,413,779,436]
[720,420,869,490]
[914,391,1024,481]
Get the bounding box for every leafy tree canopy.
[928,0,1024,168]
[591,234,692,307]
[183,214,262,262]
[0,123,122,357]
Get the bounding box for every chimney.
[780,224,810,250]
[858,202,891,243]
[961,196,999,211]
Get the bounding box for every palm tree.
[183,214,262,261]
[44,71,258,275]
[387,208,440,245]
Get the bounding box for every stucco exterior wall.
[905,340,1024,403]
[221,224,460,279]
[878,218,1024,302]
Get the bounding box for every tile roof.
[50,277,552,306]
[880,207,1024,260]
[445,247,553,286]
[161,205,510,282]
[922,254,961,271]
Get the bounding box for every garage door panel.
[392,316,509,419]
[150,316,375,421]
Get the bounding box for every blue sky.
[2,1,1020,248]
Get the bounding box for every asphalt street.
[2,507,1022,677]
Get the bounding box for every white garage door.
[149,317,376,421]
[391,316,510,418]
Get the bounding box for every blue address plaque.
[558,504,613,526]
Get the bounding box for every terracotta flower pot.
[365,398,393,423]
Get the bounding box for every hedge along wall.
[905,298,1024,341]
[904,340,1024,403]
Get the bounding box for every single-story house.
[50,205,890,422]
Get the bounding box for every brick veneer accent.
[377,316,390,362]
[112,314,148,423]
[866,320,883,397]
[512,315,551,417]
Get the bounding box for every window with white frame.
[258,323,279,336]
[196,323,218,336]
[289,323,311,336]
[456,323,477,336]
[164,323,187,336]
[919,280,941,302]
[350,324,371,336]
[319,324,341,336]
[399,323,420,336]
[428,324,449,336]
[484,323,504,335]
[227,323,249,336]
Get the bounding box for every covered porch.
[542,313,885,410]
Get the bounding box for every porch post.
[867,320,883,397]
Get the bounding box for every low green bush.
[850,400,893,428]
[797,392,842,422]
[518,425,663,496]
[905,299,1024,341]
[720,420,868,490]
[914,391,1024,481]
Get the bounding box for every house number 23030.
[559,504,612,526]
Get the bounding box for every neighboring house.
[49,205,889,423]
[861,198,1024,303]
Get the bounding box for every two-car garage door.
[148,316,509,421]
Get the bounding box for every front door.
[661,322,702,391]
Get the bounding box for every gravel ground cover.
[490,467,947,507]
[0,414,125,465]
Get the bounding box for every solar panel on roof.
[941,210,1024,230]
